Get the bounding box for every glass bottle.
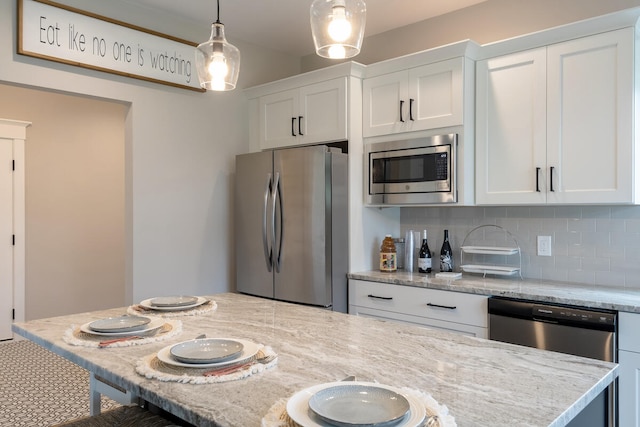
[418,230,432,273]
[379,235,397,272]
[440,229,453,272]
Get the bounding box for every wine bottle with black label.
[418,230,432,273]
[440,229,453,272]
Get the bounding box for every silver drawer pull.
[427,302,457,310]
[367,294,393,300]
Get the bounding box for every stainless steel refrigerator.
[234,145,348,312]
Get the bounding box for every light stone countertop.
[348,271,640,312]
[13,292,616,427]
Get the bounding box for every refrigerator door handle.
[272,172,283,273]
[262,173,273,272]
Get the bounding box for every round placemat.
[127,299,217,317]
[261,386,456,427]
[62,319,182,348]
[136,345,278,384]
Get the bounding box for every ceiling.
[124,0,488,57]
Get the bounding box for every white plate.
[157,338,260,368]
[287,381,425,427]
[139,296,208,311]
[88,315,151,333]
[170,338,244,364]
[309,384,410,427]
[80,317,165,337]
[149,295,199,307]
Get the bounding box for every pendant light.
[310,0,366,59]
[195,0,240,91]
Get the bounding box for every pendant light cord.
[216,0,221,24]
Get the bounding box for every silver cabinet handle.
[549,166,555,192]
[427,302,457,310]
[262,173,272,272]
[536,167,541,192]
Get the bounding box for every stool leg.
[89,372,101,416]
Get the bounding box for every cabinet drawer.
[349,279,488,328]
[620,312,640,352]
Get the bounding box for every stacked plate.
[80,315,164,337]
[157,337,260,369]
[286,381,427,427]
[139,295,209,312]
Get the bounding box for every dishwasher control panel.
[532,305,616,326]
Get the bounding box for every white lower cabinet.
[348,279,488,338]
[619,312,640,426]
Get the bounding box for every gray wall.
[0,0,301,318]
[302,0,640,70]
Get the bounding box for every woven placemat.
[261,386,456,427]
[126,300,217,317]
[136,346,278,384]
[62,319,182,348]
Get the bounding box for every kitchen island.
[12,292,616,426]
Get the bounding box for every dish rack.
[460,225,522,279]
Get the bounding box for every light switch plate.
[537,236,552,256]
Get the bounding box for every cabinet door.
[546,28,634,204]
[299,78,347,145]
[475,48,547,205]
[362,70,408,137]
[619,350,640,427]
[407,57,464,132]
[259,88,299,150]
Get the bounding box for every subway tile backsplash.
[401,206,640,288]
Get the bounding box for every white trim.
[0,119,30,337]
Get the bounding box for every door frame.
[0,119,29,338]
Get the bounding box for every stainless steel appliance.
[489,297,617,427]
[365,133,457,205]
[234,145,348,312]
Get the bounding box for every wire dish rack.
[460,224,522,279]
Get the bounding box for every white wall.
[0,0,301,311]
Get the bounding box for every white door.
[0,138,13,340]
[407,57,464,132]
[546,28,634,204]
[475,48,547,205]
[362,70,407,137]
[259,88,299,150]
[299,77,347,145]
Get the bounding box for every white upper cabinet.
[476,28,635,205]
[363,57,464,138]
[257,77,347,150]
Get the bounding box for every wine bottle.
[418,230,432,273]
[440,229,453,272]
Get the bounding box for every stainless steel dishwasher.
[488,296,617,427]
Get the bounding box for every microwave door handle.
[263,173,273,272]
[399,100,405,122]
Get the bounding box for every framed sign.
[17,0,205,92]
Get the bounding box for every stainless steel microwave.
[365,134,457,205]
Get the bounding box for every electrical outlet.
[537,236,552,256]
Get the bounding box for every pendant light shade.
[195,0,240,91]
[310,0,366,59]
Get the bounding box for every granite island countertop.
[349,270,640,313]
[13,292,617,427]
